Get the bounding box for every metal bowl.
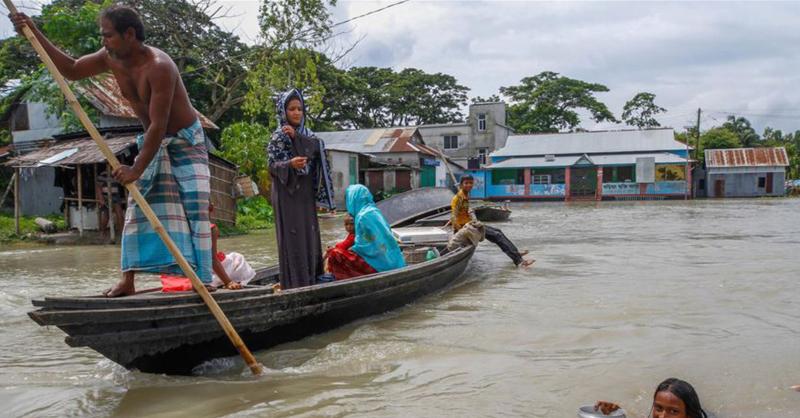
[577,405,626,418]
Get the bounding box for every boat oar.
[4,0,263,376]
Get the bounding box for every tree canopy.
[499,71,618,133]
[722,115,759,148]
[622,92,666,129]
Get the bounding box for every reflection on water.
[1,200,799,417]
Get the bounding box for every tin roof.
[5,135,137,167]
[491,128,685,157]
[316,127,436,156]
[488,152,686,169]
[77,76,219,130]
[705,147,789,168]
[5,132,238,169]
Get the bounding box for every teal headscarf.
[346,185,406,272]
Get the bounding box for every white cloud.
[3,0,799,133]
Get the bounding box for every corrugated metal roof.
[487,152,686,169]
[77,76,219,130]
[592,152,687,165]
[488,155,578,169]
[5,135,136,167]
[705,147,789,168]
[491,128,685,157]
[317,127,435,156]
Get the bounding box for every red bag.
[160,274,193,292]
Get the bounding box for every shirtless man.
[11,6,214,296]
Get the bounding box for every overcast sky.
[3,1,799,133]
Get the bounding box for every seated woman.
[325,184,405,279]
[324,214,376,280]
[595,377,707,418]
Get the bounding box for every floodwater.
[1,199,798,418]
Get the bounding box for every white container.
[577,405,626,418]
[391,227,449,244]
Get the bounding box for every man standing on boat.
[451,175,534,267]
[11,6,213,296]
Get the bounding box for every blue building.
[465,128,691,201]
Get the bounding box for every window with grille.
[477,113,486,131]
[443,135,459,149]
[532,174,551,185]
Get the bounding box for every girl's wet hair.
[344,214,354,223]
[654,378,707,418]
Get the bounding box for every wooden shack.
[5,127,238,241]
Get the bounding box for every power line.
[704,109,800,119]
[181,0,412,76]
[331,0,411,29]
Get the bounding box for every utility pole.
[695,108,701,161]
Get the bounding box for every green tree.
[127,0,252,125]
[702,127,741,149]
[325,66,469,129]
[471,94,502,104]
[621,92,666,129]
[18,0,109,131]
[342,66,396,128]
[2,0,253,130]
[722,115,759,147]
[762,127,800,179]
[217,122,272,198]
[386,68,468,126]
[499,71,618,133]
[243,0,336,125]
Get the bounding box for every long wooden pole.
[0,172,15,208]
[4,1,262,375]
[106,163,115,243]
[14,167,20,235]
[77,165,84,237]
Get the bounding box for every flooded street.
[1,199,798,418]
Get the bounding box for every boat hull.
[474,206,511,222]
[30,246,474,374]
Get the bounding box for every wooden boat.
[28,188,474,375]
[474,204,512,222]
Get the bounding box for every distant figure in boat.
[335,185,405,276]
[324,213,378,280]
[450,175,534,267]
[160,203,255,292]
[210,203,254,290]
[594,377,708,418]
[267,89,335,290]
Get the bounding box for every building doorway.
[420,165,436,188]
[766,172,774,193]
[570,167,597,198]
[714,179,725,197]
[396,170,412,191]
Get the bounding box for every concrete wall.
[18,167,64,216]
[469,102,509,152]
[11,102,62,144]
[372,152,420,167]
[327,150,361,207]
[707,169,786,197]
[417,124,471,161]
[417,102,509,167]
[11,102,139,145]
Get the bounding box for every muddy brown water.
[1,199,798,417]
